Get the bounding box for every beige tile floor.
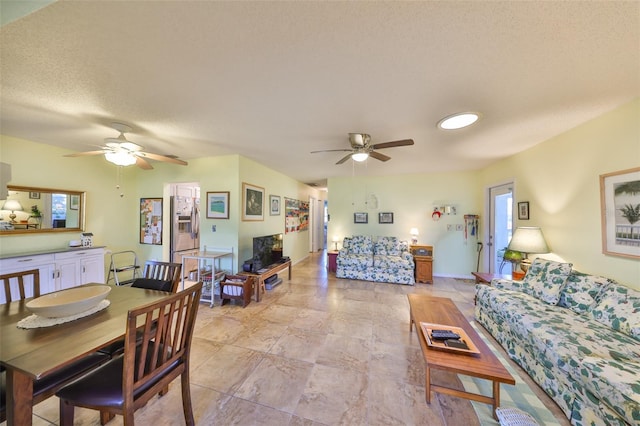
[25,251,570,425]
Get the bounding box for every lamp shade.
[507,227,549,254]
[2,199,23,212]
[410,228,419,236]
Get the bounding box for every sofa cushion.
[373,255,412,269]
[590,283,640,341]
[522,258,572,305]
[558,271,612,316]
[578,357,640,425]
[374,236,400,256]
[347,235,373,255]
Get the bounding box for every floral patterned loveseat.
[336,235,415,285]
[475,258,639,426]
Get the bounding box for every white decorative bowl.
[26,285,111,318]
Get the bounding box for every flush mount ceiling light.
[437,112,481,130]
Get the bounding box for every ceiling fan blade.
[369,151,391,162]
[311,149,352,154]
[137,151,188,166]
[64,150,108,157]
[135,156,154,170]
[336,154,353,165]
[371,139,414,150]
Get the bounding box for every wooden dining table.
[0,283,171,425]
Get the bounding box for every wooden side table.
[327,250,338,273]
[410,245,433,284]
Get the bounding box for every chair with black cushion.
[100,261,183,357]
[1,268,40,302]
[56,282,203,426]
[132,261,182,293]
[0,269,109,422]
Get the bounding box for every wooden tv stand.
[239,260,291,302]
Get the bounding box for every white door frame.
[483,180,514,273]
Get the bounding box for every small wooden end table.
[239,260,291,302]
[408,294,515,419]
[327,251,338,273]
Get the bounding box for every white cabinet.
[0,247,105,303]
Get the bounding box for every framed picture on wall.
[517,202,529,220]
[378,212,394,224]
[140,198,163,245]
[600,166,640,259]
[354,212,368,224]
[206,191,229,219]
[270,195,281,215]
[242,182,264,221]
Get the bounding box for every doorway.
[487,182,513,273]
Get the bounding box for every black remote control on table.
[430,330,461,340]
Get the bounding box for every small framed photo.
[270,195,281,216]
[70,194,80,210]
[354,212,368,224]
[378,212,394,224]
[518,201,529,220]
[29,192,40,199]
[242,182,264,221]
[206,191,230,219]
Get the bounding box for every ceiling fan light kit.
[312,133,414,165]
[437,112,481,130]
[64,122,188,170]
[352,152,369,162]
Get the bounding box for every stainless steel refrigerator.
[170,195,200,278]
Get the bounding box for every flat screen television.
[252,233,283,268]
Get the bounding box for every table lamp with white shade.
[410,228,419,245]
[2,199,23,223]
[507,227,550,273]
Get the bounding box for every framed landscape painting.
[354,212,368,224]
[206,191,229,219]
[600,166,640,259]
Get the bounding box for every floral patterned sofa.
[475,258,639,426]
[336,235,415,285]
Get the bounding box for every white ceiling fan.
[311,133,414,164]
[64,123,188,170]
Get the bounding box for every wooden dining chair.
[100,261,183,357]
[56,282,203,426]
[0,269,109,423]
[131,261,182,293]
[1,268,40,303]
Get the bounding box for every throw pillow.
[521,258,572,305]
[590,283,640,341]
[558,271,613,316]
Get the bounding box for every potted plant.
[30,205,42,226]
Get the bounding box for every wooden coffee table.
[408,294,515,419]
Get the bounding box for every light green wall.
[328,98,639,289]
[238,156,323,264]
[479,98,640,289]
[327,171,482,277]
[0,135,136,254]
[3,98,638,287]
[1,137,322,274]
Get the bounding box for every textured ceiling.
[1,1,638,187]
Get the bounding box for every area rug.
[457,322,561,425]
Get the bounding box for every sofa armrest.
[491,278,525,292]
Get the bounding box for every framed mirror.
[1,185,85,234]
